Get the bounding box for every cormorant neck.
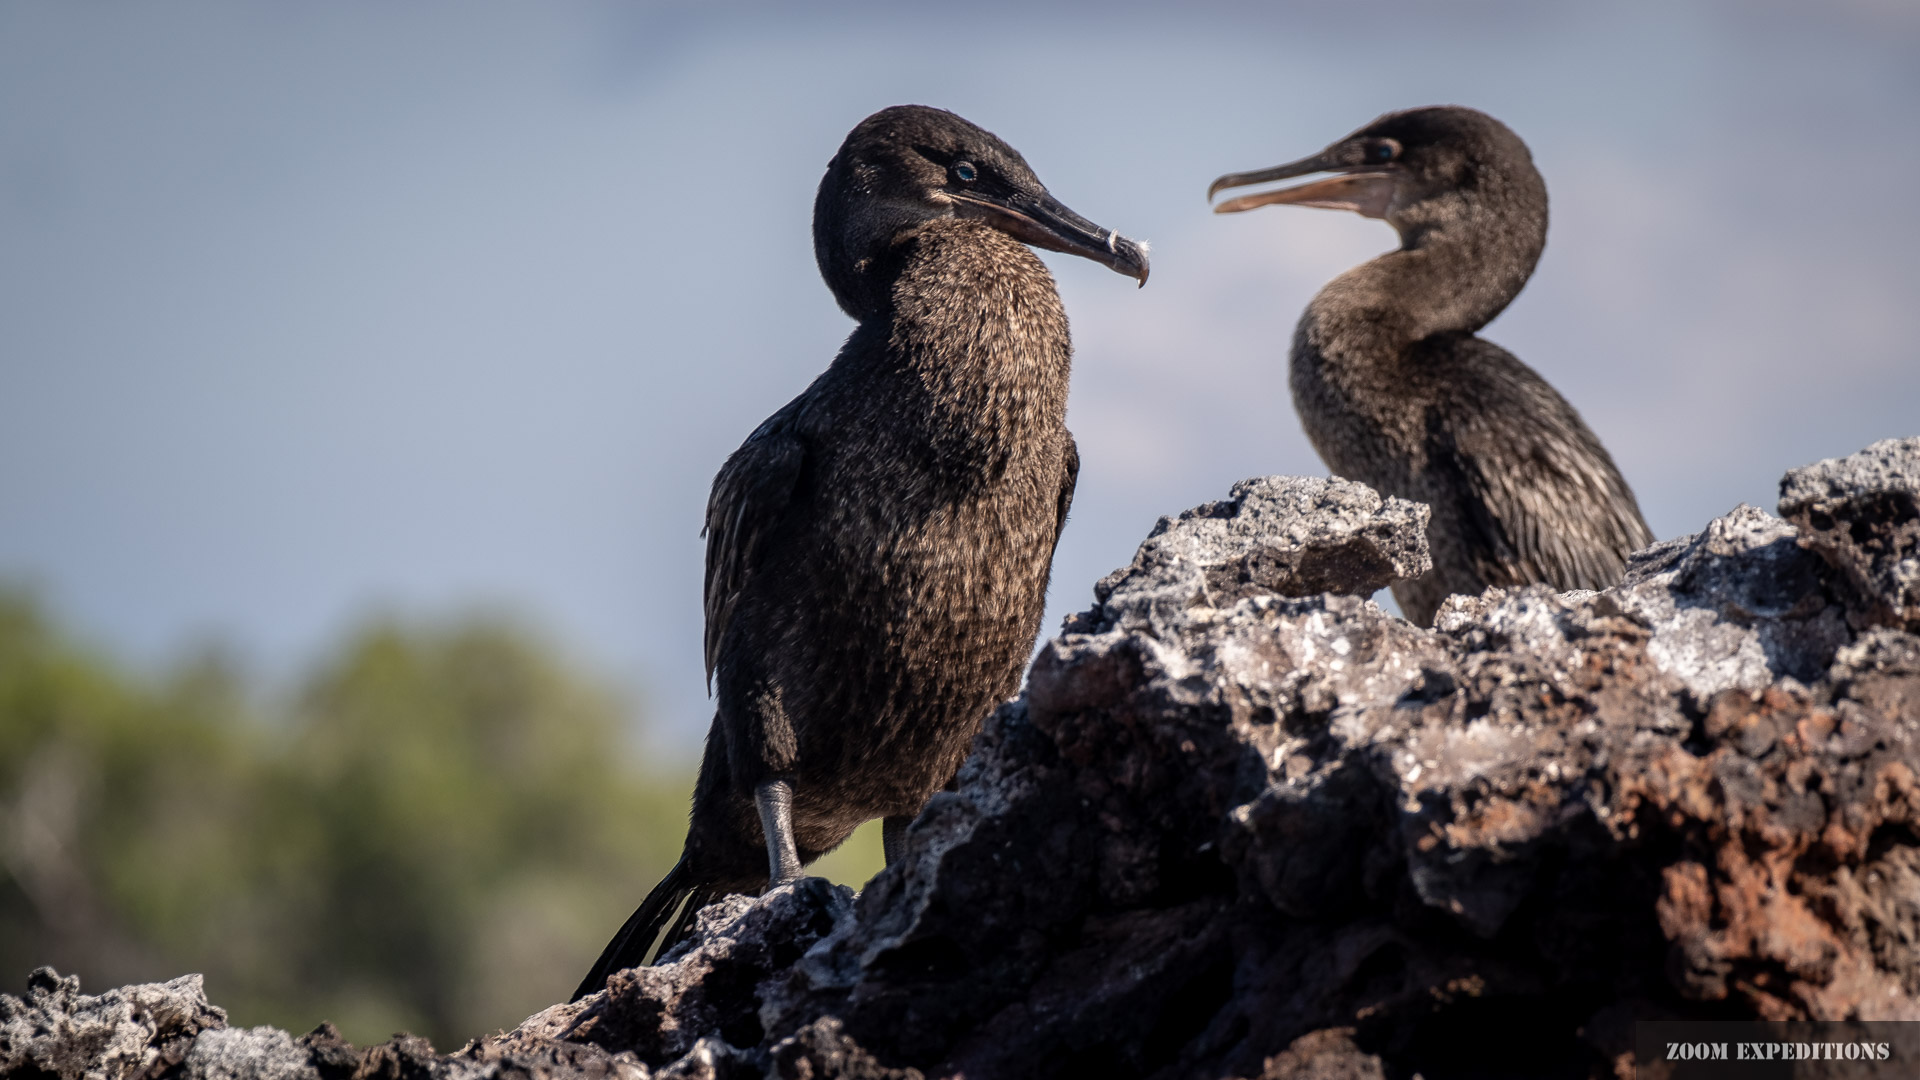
[867,218,1072,438]
[882,218,1068,361]
[1305,186,1546,362]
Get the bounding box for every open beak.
[952,189,1150,286]
[1208,153,1395,220]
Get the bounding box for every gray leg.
[882,814,912,867]
[755,779,804,886]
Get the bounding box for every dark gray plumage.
[1210,105,1652,625]
[573,105,1147,999]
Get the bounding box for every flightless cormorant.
[574,105,1148,999]
[1209,105,1652,625]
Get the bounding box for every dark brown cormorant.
[1208,106,1652,626]
[572,105,1148,999]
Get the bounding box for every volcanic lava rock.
[0,967,224,1080]
[7,445,1918,1080]
[1780,437,1920,632]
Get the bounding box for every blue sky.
[3,1,1916,750]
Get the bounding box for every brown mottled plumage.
[1210,106,1652,625]
[573,105,1146,999]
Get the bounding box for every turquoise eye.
[1371,143,1396,162]
[953,162,977,182]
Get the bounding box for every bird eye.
[1370,140,1400,163]
[952,161,977,182]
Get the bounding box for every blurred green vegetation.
[0,589,883,1050]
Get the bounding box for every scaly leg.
[882,814,912,866]
[755,779,804,886]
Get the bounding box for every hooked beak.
[1208,152,1396,220]
[952,188,1150,286]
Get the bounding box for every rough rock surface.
[1780,437,1920,632]
[7,456,1919,1079]
[0,968,224,1080]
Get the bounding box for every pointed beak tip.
[1107,233,1149,287]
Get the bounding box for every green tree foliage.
[0,589,884,1050]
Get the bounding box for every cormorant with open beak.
[574,105,1148,998]
[1209,106,1651,625]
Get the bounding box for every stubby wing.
[1052,431,1080,561]
[703,406,807,688]
[1431,344,1655,594]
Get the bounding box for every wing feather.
[1429,346,1654,593]
[1052,432,1080,560]
[702,407,807,687]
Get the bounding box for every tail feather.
[654,883,728,962]
[571,857,696,1002]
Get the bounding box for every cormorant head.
[814,104,1149,319]
[1207,106,1544,246]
